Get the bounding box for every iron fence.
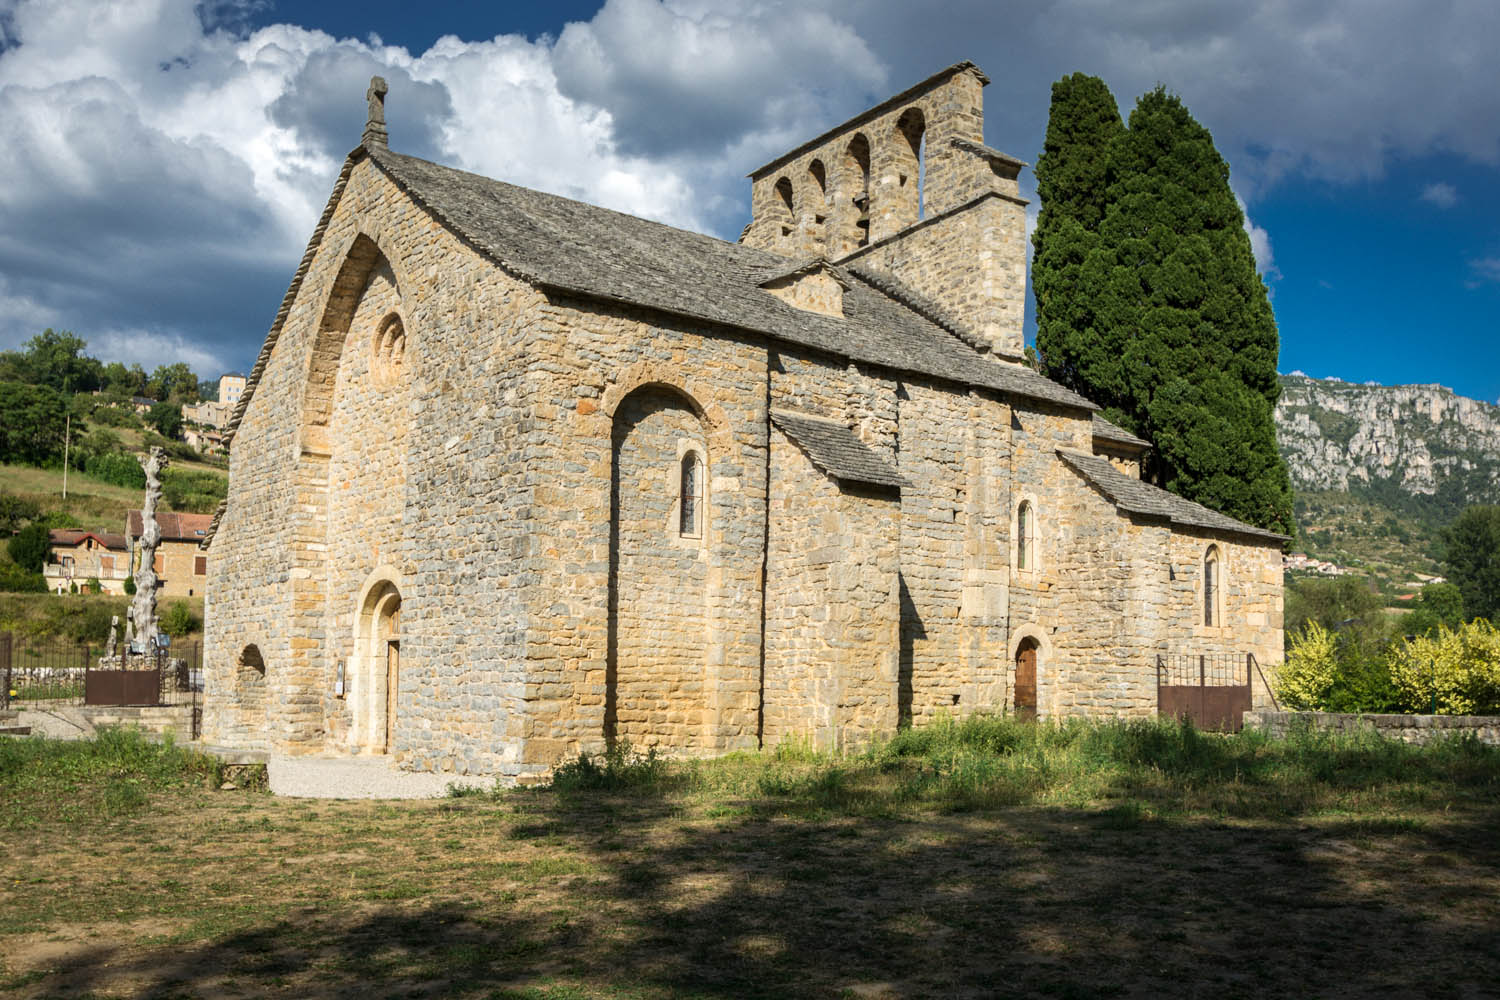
[1,633,201,714]
[1155,652,1250,688]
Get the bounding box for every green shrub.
[1388,620,1500,715]
[84,576,102,595]
[7,521,50,573]
[0,563,46,593]
[1275,620,1400,712]
[84,450,146,489]
[161,467,227,513]
[160,599,200,637]
[549,742,672,793]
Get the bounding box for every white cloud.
[89,327,230,377]
[4,0,1500,377]
[1466,257,1500,289]
[1234,193,1277,280]
[1420,182,1458,208]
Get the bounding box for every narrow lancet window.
[679,452,703,537]
[1017,501,1035,570]
[1204,546,1220,626]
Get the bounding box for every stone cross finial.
[363,75,389,148]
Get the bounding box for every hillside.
[1275,374,1500,597]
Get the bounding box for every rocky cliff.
[1275,375,1500,511]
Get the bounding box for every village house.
[202,64,1286,781]
[127,511,212,598]
[182,373,248,455]
[44,530,130,595]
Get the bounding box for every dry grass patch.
[1,720,1498,998]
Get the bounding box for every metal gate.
[1156,653,1253,732]
[84,664,163,706]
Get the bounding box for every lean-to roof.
[771,410,907,489]
[1057,450,1286,543]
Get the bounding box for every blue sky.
[1,0,1496,404]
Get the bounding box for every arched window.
[1017,500,1036,571]
[371,312,406,385]
[679,451,703,537]
[1203,546,1221,626]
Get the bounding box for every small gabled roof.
[771,410,907,489]
[1057,449,1287,543]
[48,530,128,551]
[1091,414,1150,450]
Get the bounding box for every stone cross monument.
[363,76,388,149]
[129,446,168,653]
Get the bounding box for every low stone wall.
[82,705,195,743]
[1245,710,1500,746]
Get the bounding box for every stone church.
[202,63,1285,779]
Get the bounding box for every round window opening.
[372,313,406,385]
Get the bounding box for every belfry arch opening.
[844,133,871,249]
[893,106,926,222]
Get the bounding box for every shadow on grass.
[13,719,1500,999]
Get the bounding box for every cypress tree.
[1049,84,1294,536]
[1031,74,1124,403]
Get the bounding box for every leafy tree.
[102,361,149,398]
[0,381,68,465]
[1032,72,1123,393]
[1034,81,1293,536]
[1275,620,1399,713]
[1402,582,1465,637]
[146,400,183,439]
[148,362,198,403]
[1443,505,1500,622]
[7,521,51,573]
[1285,575,1390,653]
[0,493,42,534]
[17,329,102,393]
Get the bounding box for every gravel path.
[267,755,499,799]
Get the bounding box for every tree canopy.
[1443,505,1500,622]
[1032,73,1124,399]
[1032,81,1294,537]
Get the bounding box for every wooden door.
[1014,643,1037,721]
[384,640,399,753]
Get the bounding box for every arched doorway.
[1014,637,1039,722]
[353,579,402,753]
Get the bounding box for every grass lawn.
[1,719,1498,998]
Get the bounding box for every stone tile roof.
[127,511,215,542]
[1091,414,1150,449]
[48,530,129,551]
[365,147,1098,413]
[1057,449,1287,543]
[771,410,907,489]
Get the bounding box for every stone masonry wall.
[510,294,769,768]
[608,387,710,752]
[844,195,1029,359]
[763,425,900,750]
[1245,710,1500,745]
[206,156,546,776]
